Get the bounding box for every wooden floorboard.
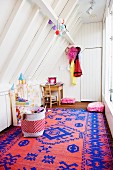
[52,102,90,110]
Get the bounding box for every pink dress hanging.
[67,47,78,61]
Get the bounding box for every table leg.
[58,89,60,105]
[61,89,63,99]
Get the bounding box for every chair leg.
[50,98,52,108]
[57,97,58,106]
[43,98,46,107]
[50,100,52,108]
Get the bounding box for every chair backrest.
[40,84,57,107]
[40,84,51,97]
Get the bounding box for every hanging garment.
[65,46,78,61]
[74,54,82,77]
[70,59,76,85]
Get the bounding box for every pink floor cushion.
[87,102,105,112]
[61,98,76,104]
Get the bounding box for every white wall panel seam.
[33,38,64,79]
[31,35,57,78]
[24,30,56,78]
[35,39,67,80]
[0,6,39,82]
[0,0,26,72]
[10,17,49,83]
[0,0,25,46]
[36,39,67,79]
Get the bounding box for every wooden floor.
[52,101,90,110]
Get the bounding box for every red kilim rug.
[0,108,113,170]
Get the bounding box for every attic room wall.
[0,0,102,102]
[0,0,72,86]
[0,0,42,83]
[33,38,68,82]
[49,22,102,101]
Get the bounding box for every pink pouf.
[87,102,105,112]
[61,98,76,104]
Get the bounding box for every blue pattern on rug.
[0,108,113,170]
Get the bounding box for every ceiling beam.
[1,5,39,83]
[67,5,79,28]
[60,0,79,23]
[32,0,75,44]
[0,0,25,46]
[33,0,58,24]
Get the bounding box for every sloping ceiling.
[0,0,106,84]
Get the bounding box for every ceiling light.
[86,0,95,15]
[86,7,93,14]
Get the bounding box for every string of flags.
[48,18,68,36]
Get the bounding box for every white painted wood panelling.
[0,1,27,70]
[9,0,68,83]
[0,0,76,84]
[0,93,7,131]
[1,5,40,83]
[49,22,102,101]
[0,0,24,47]
[0,0,35,74]
[102,20,106,98]
[104,98,113,137]
[25,30,56,79]
[0,0,103,102]
[66,5,79,28]
[47,0,55,6]
[70,16,82,37]
[6,94,12,127]
[34,38,68,81]
[0,91,12,132]
[0,0,16,35]
[74,22,102,51]
[50,52,81,99]
[59,0,78,22]
[75,22,102,101]
[54,0,69,16]
[81,48,102,101]
[10,17,49,83]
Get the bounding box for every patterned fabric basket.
[21,109,45,137]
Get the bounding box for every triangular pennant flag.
[18,73,25,80]
[11,83,14,90]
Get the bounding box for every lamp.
[86,7,93,14]
[86,0,95,15]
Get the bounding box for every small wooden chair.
[40,84,58,108]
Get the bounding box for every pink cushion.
[61,98,76,104]
[87,102,105,112]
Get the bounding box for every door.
[81,48,102,101]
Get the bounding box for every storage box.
[21,109,45,137]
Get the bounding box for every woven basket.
[21,109,45,137]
